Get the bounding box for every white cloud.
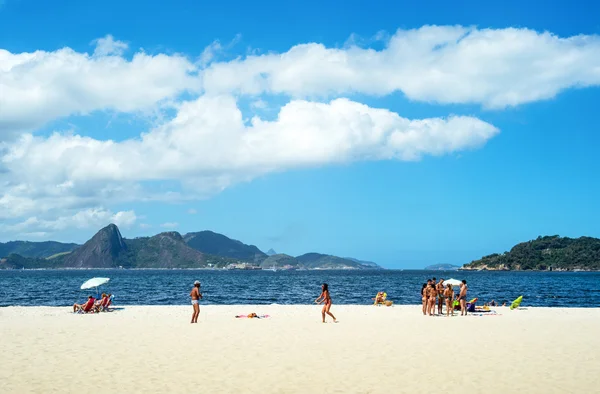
[202,26,600,108]
[0,95,498,221]
[139,223,152,229]
[92,35,128,57]
[160,222,179,229]
[187,209,198,215]
[0,35,200,136]
[2,25,598,141]
[3,25,596,235]
[110,210,137,227]
[198,34,242,66]
[0,208,137,236]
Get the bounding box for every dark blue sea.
[1,269,599,307]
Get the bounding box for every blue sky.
[0,0,599,268]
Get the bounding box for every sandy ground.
[1,305,599,394]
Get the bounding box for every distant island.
[0,224,383,270]
[462,235,600,271]
[424,264,460,271]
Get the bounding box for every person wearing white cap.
[190,280,203,323]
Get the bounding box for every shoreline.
[3,304,600,309]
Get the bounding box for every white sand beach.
[1,305,599,394]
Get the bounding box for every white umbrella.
[444,278,462,288]
[81,277,110,290]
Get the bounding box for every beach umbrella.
[80,277,110,298]
[81,277,110,290]
[444,278,462,287]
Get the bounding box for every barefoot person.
[444,284,455,317]
[458,280,468,316]
[437,279,445,315]
[421,283,428,315]
[428,283,437,316]
[190,280,202,323]
[315,283,337,323]
[73,295,95,313]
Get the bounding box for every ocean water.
[0,269,599,308]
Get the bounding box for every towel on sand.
[235,313,270,319]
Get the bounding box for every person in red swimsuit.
[315,283,337,323]
[73,296,95,313]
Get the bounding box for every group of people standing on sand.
[189,281,337,324]
[421,278,469,317]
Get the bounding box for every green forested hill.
[463,235,600,271]
[183,230,267,263]
[0,241,79,258]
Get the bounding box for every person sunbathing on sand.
[373,291,385,305]
[315,283,337,323]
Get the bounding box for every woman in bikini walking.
[315,283,337,323]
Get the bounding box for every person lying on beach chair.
[94,293,113,312]
[94,293,108,312]
[73,296,96,313]
[104,294,113,311]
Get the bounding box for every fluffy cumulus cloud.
[0,208,136,237]
[202,26,600,108]
[0,35,200,137]
[0,96,498,212]
[0,25,598,237]
[1,26,598,138]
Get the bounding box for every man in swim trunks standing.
[190,280,202,323]
[458,280,468,316]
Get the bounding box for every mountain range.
[0,224,382,270]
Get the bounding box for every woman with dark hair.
[421,284,428,315]
[428,283,437,316]
[315,283,337,323]
[444,284,455,317]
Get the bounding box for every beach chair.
[75,298,96,314]
[510,296,523,310]
[102,294,114,312]
[95,295,112,312]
